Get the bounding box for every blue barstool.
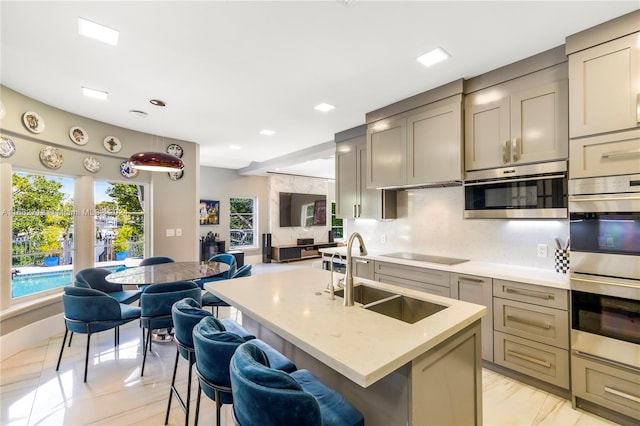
[192,316,296,426]
[230,342,364,426]
[165,298,256,426]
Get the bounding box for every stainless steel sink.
[334,285,396,305]
[364,295,447,324]
[334,284,448,324]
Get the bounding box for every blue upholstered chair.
[192,317,296,426]
[56,286,141,382]
[138,256,175,291]
[231,264,252,278]
[165,298,256,426]
[197,253,237,316]
[230,342,364,426]
[75,267,141,305]
[139,281,201,376]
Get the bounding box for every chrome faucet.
[344,232,368,307]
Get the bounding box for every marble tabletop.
[205,268,486,387]
[105,261,229,285]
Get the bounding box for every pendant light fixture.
[128,99,185,172]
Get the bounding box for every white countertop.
[319,247,570,290]
[205,268,486,387]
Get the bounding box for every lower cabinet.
[352,256,374,280]
[450,273,493,362]
[374,261,450,297]
[572,353,640,422]
[492,279,570,390]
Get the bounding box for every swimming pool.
[11,265,127,298]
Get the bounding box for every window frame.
[229,196,257,249]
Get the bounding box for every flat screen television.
[279,192,327,227]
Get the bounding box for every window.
[11,172,75,299]
[230,197,256,248]
[94,181,146,264]
[331,201,344,240]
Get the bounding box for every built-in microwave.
[464,161,567,219]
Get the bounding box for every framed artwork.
[199,199,220,225]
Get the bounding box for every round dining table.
[105,260,230,285]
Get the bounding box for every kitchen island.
[205,267,486,425]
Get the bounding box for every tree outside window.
[230,197,256,248]
[331,202,344,239]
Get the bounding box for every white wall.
[346,186,569,270]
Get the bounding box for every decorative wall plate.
[120,160,138,178]
[39,146,63,169]
[83,156,101,173]
[69,126,89,145]
[22,111,45,134]
[0,136,16,158]
[103,136,122,153]
[166,143,184,158]
[168,170,184,181]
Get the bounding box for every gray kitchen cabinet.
[572,352,640,423]
[335,126,396,219]
[492,279,570,390]
[569,128,640,178]
[374,261,450,297]
[366,80,464,189]
[568,31,640,138]
[352,256,374,281]
[450,273,493,362]
[465,66,568,171]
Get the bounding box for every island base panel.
[242,316,482,426]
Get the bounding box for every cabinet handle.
[459,276,484,284]
[504,287,554,300]
[506,314,551,329]
[503,140,511,163]
[636,93,639,123]
[601,148,640,159]
[512,138,520,162]
[353,204,357,218]
[355,259,369,264]
[357,204,361,217]
[604,386,640,404]
[506,349,552,368]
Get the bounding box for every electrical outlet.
[537,244,548,258]
[381,234,387,244]
[175,228,182,237]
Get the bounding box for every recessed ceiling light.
[78,17,119,46]
[259,129,276,136]
[149,99,166,107]
[129,110,148,118]
[417,47,450,67]
[82,87,108,100]
[229,145,242,150]
[314,103,335,112]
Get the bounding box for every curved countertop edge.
[205,268,486,388]
[319,247,570,290]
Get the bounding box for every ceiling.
[1,1,637,179]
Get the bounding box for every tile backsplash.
[346,186,568,270]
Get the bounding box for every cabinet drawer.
[375,262,449,287]
[375,273,450,298]
[494,331,569,389]
[493,279,568,310]
[494,298,569,349]
[572,353,640,421]
[352,257,374,280]
[570,129,640,178]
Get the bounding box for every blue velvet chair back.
[62,286,126,333]
[141,281,201,330]
[230,342,321,426]
[207,253,237,279]
[232,264,252,278]
[193,316,246,405]
[76,267,123,293]
[172,298,212,359]
[139,256,174,266]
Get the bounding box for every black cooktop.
[381,252,469,265]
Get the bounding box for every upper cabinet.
[366,80,464,189]
[566,11,640,139]
[335,125,396,220]
[465,64,569,172]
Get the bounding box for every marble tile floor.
[1,261,619,426]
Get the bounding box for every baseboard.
[0,313,64,361]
